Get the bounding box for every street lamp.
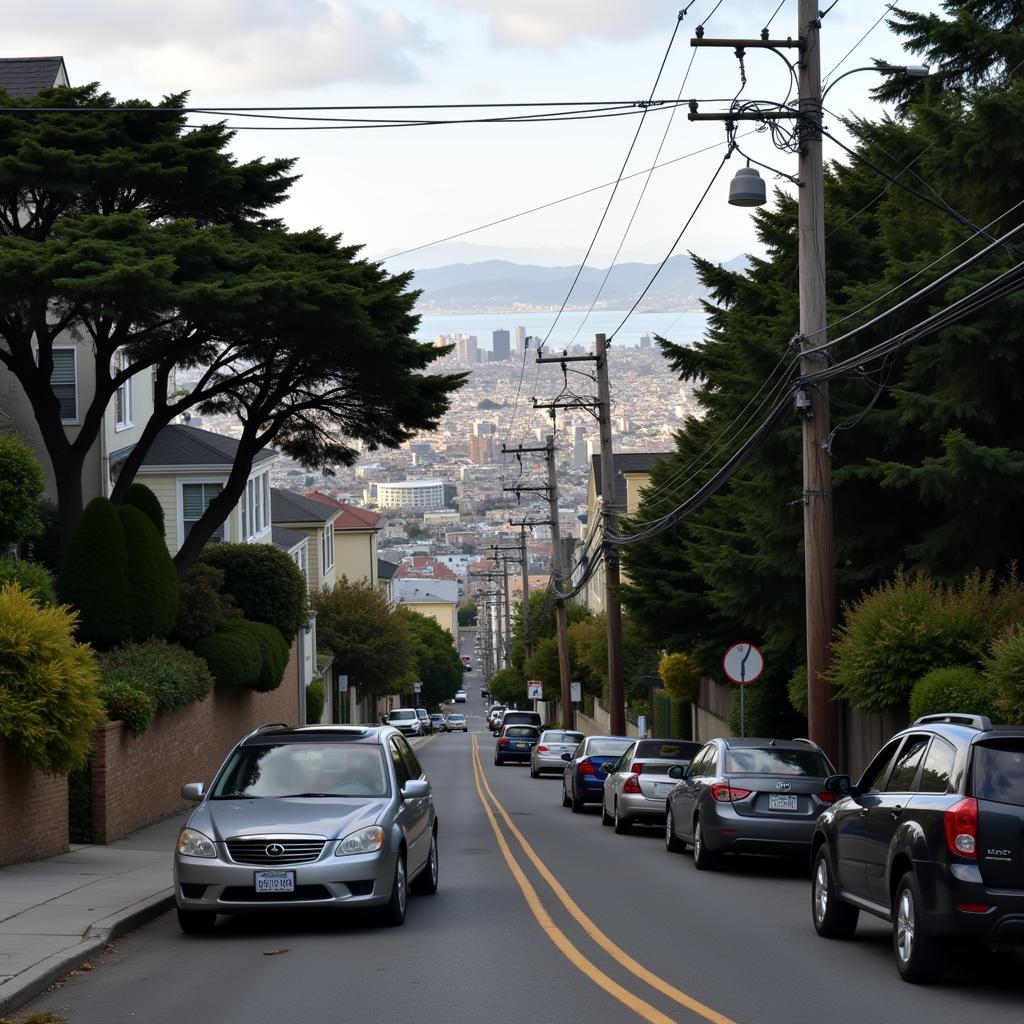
[728,165,767,207]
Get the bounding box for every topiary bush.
[0,582,105,775]
[985,627,1024,725]
[118,505,179,641]
[98,678,157,735]
[0,433,44,549]
[306,676,325,724]
[173,562,242,645]
[121,482,165,538]
[0,558,55,607]
[99,640,214,713]
[57,497,132,649]
[658,652,701,703]
[195,621,265,689]
[910,665,998,723]
[199,543,308,639]
[241,620,290,692]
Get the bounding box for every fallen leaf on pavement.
[262,948,289,956]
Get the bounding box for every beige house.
[584,451,671,615]
[392,579,459,639]
[304,491,382,588]
[270,489,342,594]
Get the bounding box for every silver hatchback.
[530,730,585,777]
[173,724,438,932]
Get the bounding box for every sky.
[6,0,946,270]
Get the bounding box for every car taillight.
[817,792,836,805]
[579,760,596,776]
[537,745,548,752]
[944,797,978,858]
[630,763,644,775]
[622,774,641,794]
[499,738,509,746]
[710,783,752,803]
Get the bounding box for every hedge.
[195,619,284,691]
[242,621,290,692]
[0,558,55,607]
[0,433,44,549]
[658,652,701,703]
[122,482,165,538]
[0,582,105,775]
[57,497,132,649]
[910,665,998,723]
[118,505,179,640]
[985,628,1024,725]
[98,678,157,735]
[174,562,241,645]
[306,676,325,724]
[100,640,214,713]
[199,543,308,638]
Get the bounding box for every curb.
[0,889,175,1017]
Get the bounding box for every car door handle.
[890,805,903,821]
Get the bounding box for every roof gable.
[271,487,341,526]
[139,424,277,469]
[0,57,69,97]
[590,451,672,511]
[304,490,382,530]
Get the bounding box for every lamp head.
[728,165,767,208]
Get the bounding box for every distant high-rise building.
[491,329,510,361]
[473,420,497,436]
[639,333,652,350]
[455,333,479,364]
[571,424,588,469]
[469,435,495,465]
[514,326,527,352]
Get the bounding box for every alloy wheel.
[396,856,407,917]
[896,888,914,964]
[814,859,829,923]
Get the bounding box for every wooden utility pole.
[520,528,531,660]
[543,436,574,728]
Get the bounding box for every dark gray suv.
[174,724,438,932]
[811,713,1024,982]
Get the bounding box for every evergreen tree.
[118,504,178,640]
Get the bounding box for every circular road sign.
[723,643,764,686]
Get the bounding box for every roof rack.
[242,722,290,742]
[913,713,994,732]
[791,737,818,748]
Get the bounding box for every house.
[0,56,69,96]
[377,558,399,600]
[392,578,459,639]
[304,491,382,588]
[584,451,671,614]
[270,488,342,594]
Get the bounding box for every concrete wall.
[88,638,301,843]
[0,738,69,867]
[575,700,640,739]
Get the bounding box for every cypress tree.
[122,483,166,538]
[118,504,179,640]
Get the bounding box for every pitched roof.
[271,526,307,553]
[590,451,672,512]
[139,424,277,469]
[395,556,459,582]
[303,490,382,531]
[395,588,453,605]
[0,57,68,97]
[377,558,399,581]
[271,488,341,526]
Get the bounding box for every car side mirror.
[667,765,685,780]
[824,774,851,797]
[561,753,572,762]
[181,782,205,801]
[402,779,429,800]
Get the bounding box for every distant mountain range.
[410,254,747,315]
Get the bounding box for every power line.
[822,2,894,83]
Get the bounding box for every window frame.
[882,734,931,793]
[49,345,79,425]
[112,350,133,431]
[321,522,335,574]
[177,478,229,549]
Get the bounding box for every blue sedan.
[561,735,633,813]
[495,725,541,766]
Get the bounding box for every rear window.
[636,741,700,761]
[587,739,633,757]
[545,731,584,744]
[448,715,465,722]
[972,741,1024,806]
[389,710,416,721]
[724,747,831,777]
[504,712,541,723]
[506,726,540,738]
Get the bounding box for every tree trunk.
[53,452,85,551]
[108,410,175,505]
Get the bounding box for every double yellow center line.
[469,733,737,1024]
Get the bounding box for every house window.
[50,348,78,423]
[293,541,308,578]
[321,524,335,574]
[182,482,225,543]
[113,351,133,430]
[240,471,270,542]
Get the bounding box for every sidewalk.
[0,812,187,1016]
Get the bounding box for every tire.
[665,807,684,853]
[692,816,716,870]
[411,832,439,896]
[176,907,216,934]
[494,756,502,766]
[893,871,945,983]
[561,781,572,808]
[381,853,407,927]
[530,764,540,779]
[601,800,614,826]
[570,780,584,814]
[613,802,632,835]
[811,846,859,939]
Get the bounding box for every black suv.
[811,713,1024,982]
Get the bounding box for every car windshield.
[972,741,1024,805]
[544,731,584,744]
[724,748,831,776]
[389,710,416,721]
[586,739,633,757]
[211,743,389,798]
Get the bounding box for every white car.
[454,689,467,702]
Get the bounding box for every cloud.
[449,0,664,48]
[4,0,428,92]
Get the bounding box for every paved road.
[21,687,1024,1024]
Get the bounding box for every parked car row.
[499,711,1024,985]
[385,707,468,736]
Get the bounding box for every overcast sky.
[8,0,944,269]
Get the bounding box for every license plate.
[514,742,526,749]
[769,794,798,811]
[255,871,295,892]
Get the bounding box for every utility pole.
[685,5,842,764]
[520,528,531,660]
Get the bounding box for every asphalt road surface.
[22,681,1024,1024]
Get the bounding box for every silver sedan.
[174,724,438,932]
[602,738,701,834]
[530,730,584,778]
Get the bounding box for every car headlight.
[336,826,385,856]
[177,828,217,858]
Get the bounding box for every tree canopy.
[397,609,463,709]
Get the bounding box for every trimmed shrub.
[910,665,998,723]
[658,652,701,703]
[122,482,165,537]
[0,433,44,548]
[306,676,325,724]
[985,628,1024,725]
[100,640,214,713]
[174,562,242,645]
[0,582,105,775]
[57,497,132,649]
[0,558,55,607]
[195,622,264,689]
[118,505,179,640]
[241,620,290,692]
[199,543,308,639]
[98,677,157,735]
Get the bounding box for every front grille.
[226,838,326,865]
[220,885,332,903]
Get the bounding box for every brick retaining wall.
[0,738,69,867]
[90,639,301,844]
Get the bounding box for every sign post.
[722,643,765,738]
[413,680,422,709]
[570,680,582,730]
